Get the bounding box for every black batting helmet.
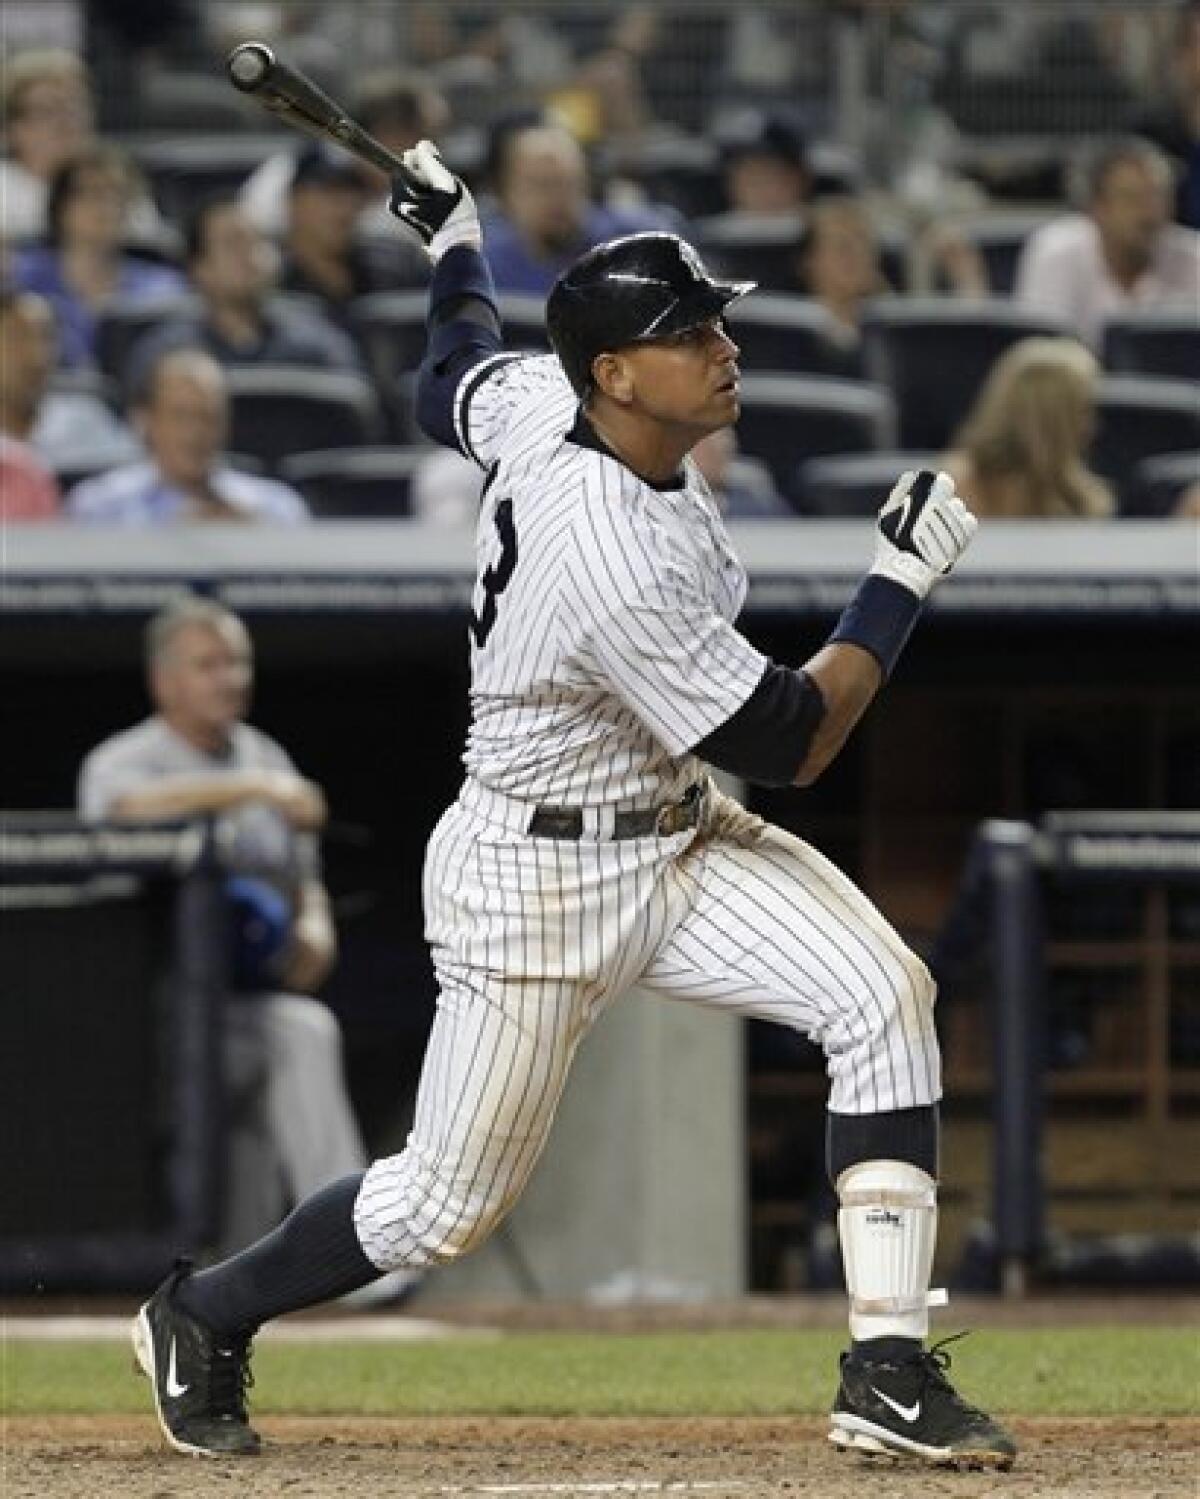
[546,232,754,398]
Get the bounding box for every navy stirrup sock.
[177,1174,381,1339]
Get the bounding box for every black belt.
[528,783,705,840]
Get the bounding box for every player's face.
[154,621,252,735]
[622,316,742,430]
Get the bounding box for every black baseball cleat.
[829,1335,1017,1470]
[131,1261,261,1457]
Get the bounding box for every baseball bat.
[226,42,419,186]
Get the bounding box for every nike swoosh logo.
[165,1338,189,1398]
[871,1387,920,1423]
[888,490,913,534]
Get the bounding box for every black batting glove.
[388,139,481,263]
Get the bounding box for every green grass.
[2,1329,1196,1419]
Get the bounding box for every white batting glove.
[870,469,978,599]
[388,139,481,263]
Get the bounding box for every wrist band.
[829,574,925,679]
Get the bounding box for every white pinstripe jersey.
[451,352,768,807]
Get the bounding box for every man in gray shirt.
[78,596,397,1266]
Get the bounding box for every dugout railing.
[940,811,1200,1296]
[0,816,226,1292]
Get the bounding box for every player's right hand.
[388,139,481,263]
[869,469,977,599]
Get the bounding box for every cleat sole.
[829,1413,1015,1471]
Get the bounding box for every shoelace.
[207,1335,255,1422]
[910,1332,993,1422]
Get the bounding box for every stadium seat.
[1092,377,1200,501]
[734,374,897,509]
[795,451,942,516]
[726,294,856,377]
[950,210,1059,294]
[861,297,1068,449]
[495,294,551,353]
[350,291,429,398]
[1125,451,1200,518]
[278,446,426,518]
[694,212,805,290]
[695,211,908,295]
[95,294,201,385]
[1102,311,1200,382]
[130,134,294,224]
[224,366,382,469]
[609,135,725,220]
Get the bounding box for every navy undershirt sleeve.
[415,245,504,449]
[693,663,826,786]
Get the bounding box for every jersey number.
[469,498,518,647]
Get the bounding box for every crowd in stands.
[2,1,1198,526]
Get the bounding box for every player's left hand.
[388,139,481,263]
[870,469,977,599]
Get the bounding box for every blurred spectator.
[77,596,371,1256]
[240,69,449,240]
[0,48,167,246]
[481,119,677,294]
[691,427,791,518]
[279,142,426,330]
[67,348,309,525]
[0,286,62,521]
[942,337,1115,519]
[546,7,663,153]
[9,146,184,369]
[0,285,138,473]
[719,112,812,217]
[1131,1,1200,228]
[1015,137,1200,349]
[128,195,361,387]
[792,196,890,374]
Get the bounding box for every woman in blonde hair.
[942,337,1115,518]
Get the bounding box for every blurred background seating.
[861,298,1070,450]
[796,451,941,517]
[223,365,383,469]
[279,445,426,519]
[734,373,897,508]
[1102,309,1200,381]
[1092,376,1200,502]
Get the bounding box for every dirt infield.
[4,1415,1197,1498]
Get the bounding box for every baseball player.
[132,143,1016,1471]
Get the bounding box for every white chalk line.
[432,1486,747,1496]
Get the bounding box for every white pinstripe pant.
[354,783,939,1271]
